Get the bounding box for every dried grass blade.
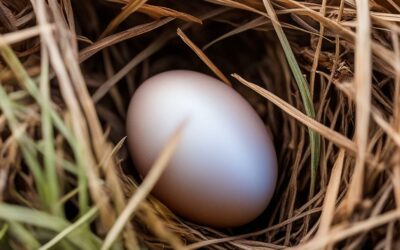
[316,149,345,236]
[177,28,231,87]
[345,0,372,214]
[206,0,267,16]
[139,202,186,249]
[101,120,187,250]
[139,4,202,24]
[79,18,173,62]
[292,209,400,250]
[186,207,322,249]
[309,0,327,96]
[100,0,148,38]
[0,24,53,45]
[372,111,400,147]
[232,74,355,154]
[0,1,17,31]
[203,16,268,50]
[35,0,93,218]
[92,33,172,102]
[277,0,395,76]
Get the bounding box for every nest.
[1,0,400,249]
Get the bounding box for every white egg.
[126,70,277,227]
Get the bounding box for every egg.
[126,70,277,227]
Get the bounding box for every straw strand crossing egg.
[126,70,277,227]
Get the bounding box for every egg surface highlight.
[126,70,277,227]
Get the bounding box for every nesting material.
[0,0,400,249]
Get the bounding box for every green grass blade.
[9,222,40,250]
[40,48,61,216]
[0,41,75,146]
[0,223,8,240]
[39,207,98,250]
[0,85,47,201]
[0,203,100,250]
[0,41,89,216]
[35,142,78,175]
[262,0,321,197]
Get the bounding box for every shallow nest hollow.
[1,0,400,249]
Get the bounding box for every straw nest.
[1,0,400,249]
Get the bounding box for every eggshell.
[126,70,277,227]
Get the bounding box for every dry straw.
[0,0,400,249]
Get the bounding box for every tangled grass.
[1,0,400,249]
